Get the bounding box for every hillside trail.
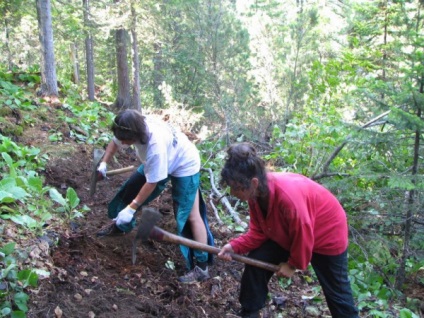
[15,115,331,318]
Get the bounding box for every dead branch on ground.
[202,168,247,228]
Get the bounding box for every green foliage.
[0,137,52,231]
[0,77,36,111]
[264,111,348,176]
[49,187,90,220]
[0,87,92,316]
[0,135,87,228]
[198,137,251,229]
[48,131,63,142]
[16,73,40,85]
[348,239,423,316]
[0,242,38,318]
[277,277,292,289]
[59,101,113,146]
[198,137,228,201]
[0,136,44,172]
[198,138,228,171]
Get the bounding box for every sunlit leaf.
[66,187,79,209]
[49,188,66,206]
[17,270,38,288]
[13,291,29,312]
[0,242,16,256]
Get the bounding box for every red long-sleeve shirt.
[229,172,349,270]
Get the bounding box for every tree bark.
[153,41,164,108]
[395,79,423,289]
[5,19,13,71]
[70,42,80,84]
[36,0,59,99]
[114,28,132,109]
[83,0,95,101]
[131,2,141,111]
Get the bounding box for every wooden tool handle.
[106,166,135,176]
[149,226,280,273]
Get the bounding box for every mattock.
[132,207,280,272]
[89,148,135,197]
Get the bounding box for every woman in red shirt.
[218,142,358,318]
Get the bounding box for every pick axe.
[132,207,280,272]
[89,148,135,197]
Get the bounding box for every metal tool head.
[136,207,162,241]
[132,207,162,265]
[89,148,105,197]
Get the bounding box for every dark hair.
[220,142,268,197]
[111,109,149,144]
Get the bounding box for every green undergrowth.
[0,69,108,317]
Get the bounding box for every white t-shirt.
[113,116,200,183]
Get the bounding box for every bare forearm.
[129,182,157,209]
[102,140,118,163]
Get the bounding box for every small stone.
[54,306,63,318]
[305,306,321,317]
[84,289,93,295]
[74,293,83,302]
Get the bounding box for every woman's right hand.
[276,262,296,278]
[97,162,107,178]
[218,243,234,261]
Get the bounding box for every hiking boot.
[96,223,124,237]
[178,266,210,283]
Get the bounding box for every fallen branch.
[209,193,223,225]
[202,168,247,228]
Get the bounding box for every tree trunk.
[395,91,422,289]
[35,0,59,99]
[85,36,95,100]
[114,28,132,109]
[131,3,141,111]
[70,42,80,84]
[83,0,95,101]
[153,41,164,108]
[5,19,13,71]
[381,0,388,100]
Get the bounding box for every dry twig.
[202,168,247,228]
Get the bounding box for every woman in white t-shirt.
[96,109,214,283]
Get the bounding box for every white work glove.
[114,206,136,226]
[97,162,107,178]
